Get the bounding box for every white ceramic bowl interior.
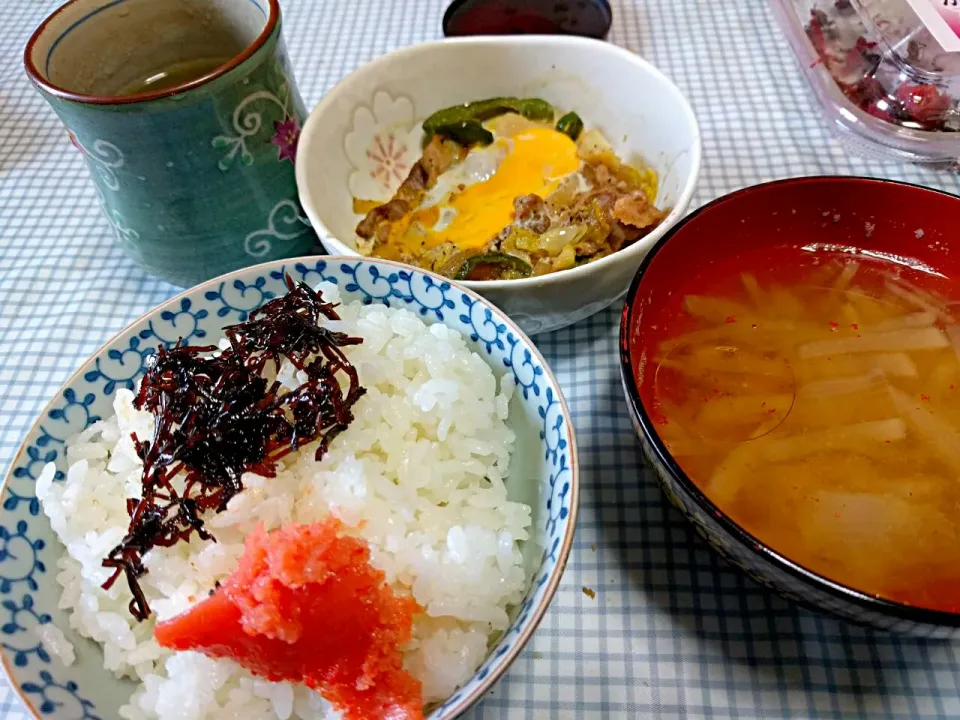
[296,36,701,335]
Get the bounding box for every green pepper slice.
[433,120,494,146]
[455,253,534,281]
[555,111,584,141]
[423,97,555,136]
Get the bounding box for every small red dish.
[619,176,960,637]
[442,0,612,39]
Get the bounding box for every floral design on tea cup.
[213,63,301,171]
[243,198,311,258]
[69,135,124,192]
[270,116,301,163]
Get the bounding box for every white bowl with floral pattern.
[295,35,701,335]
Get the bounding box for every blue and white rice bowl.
[0,257,578,720]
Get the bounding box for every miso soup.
[649,244,960,612]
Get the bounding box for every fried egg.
[416,126,582,251]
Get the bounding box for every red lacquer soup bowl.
[618,176,960,637]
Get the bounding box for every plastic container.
[772,0,960,165]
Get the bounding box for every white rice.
[36,282,532,720]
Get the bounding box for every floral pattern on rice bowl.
[0,257,578,720]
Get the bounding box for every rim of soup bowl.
[0,255,580,719]
[295,34,702,291]
[618,176,960,629]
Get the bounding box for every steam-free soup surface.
[648,245,960,612]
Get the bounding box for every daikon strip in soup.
[649,244,960,612]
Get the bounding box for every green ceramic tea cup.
[25,0,317,288]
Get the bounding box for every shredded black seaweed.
[101,276,366,621]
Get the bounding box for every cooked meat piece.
[612,191,665,229]
[356,198,410,239]
[355,136,463,240]
[588,190,618,212]
[421,136,462,185]
[373,217,394,247]
[583,162,613,187]
[582,162,620,189]
[570,189,618,220]
[397,164,428,202]
[608,221,645,252]
[573,236,603,257]
[487,224,514,252]
[513,194,551,234]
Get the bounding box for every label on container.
[906,0,960,52]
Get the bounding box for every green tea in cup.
[114,57,234,96]
[25,0,316,287]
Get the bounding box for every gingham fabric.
[3,1,960,718]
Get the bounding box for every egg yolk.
[426,127,581,251]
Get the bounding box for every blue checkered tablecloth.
[3,1,960,718]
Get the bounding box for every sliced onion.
[508,230,541,252]
[798,326,949,359]
[577,128,613,162]
[890,387,960,474]
[538,224,587,255]
[553,244,577,271]
[546,176,579,210]
[764,418,906,462]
